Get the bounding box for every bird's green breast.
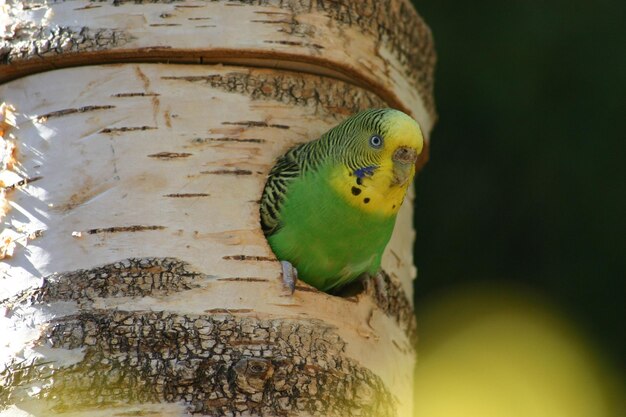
[266,163,396,291]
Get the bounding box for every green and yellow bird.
[260,108,424,293]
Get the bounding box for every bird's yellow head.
[325,108,425,216]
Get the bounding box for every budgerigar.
[260,108,424,293]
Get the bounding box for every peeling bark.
[0,0,436,130]
[36,105,117,121]
[100,126,158,134]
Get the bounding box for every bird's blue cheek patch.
[354,166,378,179]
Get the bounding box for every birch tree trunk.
[0,1,435,416]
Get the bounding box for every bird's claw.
[280,260,298,295]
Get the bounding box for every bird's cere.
[392,146,418,165]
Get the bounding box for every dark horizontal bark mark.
[200,169,253,176]
[222,121,290,129]
[1,311,395,416]
[163,193,210,198]
[112,92,160,97]
[100,126,157,133]
[161,75,206,82]
[264,40,324,49]
[1,175,43,191]
[216,278,269,282]
[147,152,193,159]
[223,255,277,262]
[86,225,165,234]
[251,19,293,24]
[37,105,115,120]
[192,137,266,144]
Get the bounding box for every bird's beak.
[391,146,418,186]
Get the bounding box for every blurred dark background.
[411,1,625,369]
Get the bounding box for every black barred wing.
[260,144,307,236]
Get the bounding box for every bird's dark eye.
[369,135,383,149]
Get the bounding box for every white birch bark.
[1,1,435,416]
